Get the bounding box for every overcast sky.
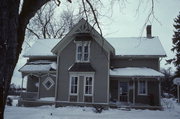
[11,0,180,86]
[99,0,180,71]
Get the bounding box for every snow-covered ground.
[5,98,180,119]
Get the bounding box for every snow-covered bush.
[161,98,175,111]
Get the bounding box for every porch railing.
[20,92,38,100]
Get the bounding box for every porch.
[18,91,56,106]
[20,92,38,100]
[109,67,164,107]
[109,102,162,110]
[18,60,57,106]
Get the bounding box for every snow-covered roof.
[23,39,60,57]
[106,37,166,57]
[110,67,164,77]
[19,61,57,72]
[24,37,166,57]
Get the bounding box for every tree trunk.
[0,0,51,118]
[0,0,20,119]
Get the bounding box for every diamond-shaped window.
[43,77,54,90]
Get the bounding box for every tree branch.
[82,0,88,20]
[85,0,102,36]
[26,27,40,39]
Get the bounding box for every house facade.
[18,19,166,108]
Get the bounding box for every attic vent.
[146,25,152,38]
[75,33,92,41]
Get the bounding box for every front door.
[119,82,128,102]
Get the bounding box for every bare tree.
[0,0,98,117]
[26,2,79,40]
[0,1,66,118]
[0,0,157,118]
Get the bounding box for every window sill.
[84,94,93,96]
[76,61,90,63]
[138,94,148,96]
[69,94,78,96]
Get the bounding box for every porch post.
[38,76,41,99]
[133,77,135,105]
[21,75,24,92]
[118,80,120,102]
[158,77,161,105]
[127,81,130,104]
[20,74,24,100]
[178,85,180,103]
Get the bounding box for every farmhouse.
[18,19,166,108]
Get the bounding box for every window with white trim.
[138,80,147,95]
[43,77,54,90]
[84,76,93,95]
[76,42,90,62]
[70,76,78,95]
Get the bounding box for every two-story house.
[18,19,166,109]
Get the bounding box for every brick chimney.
[146,25,152,38]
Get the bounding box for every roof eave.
[23,55,57,58]
[113,54,166,58]
[19,70,56,73]
[110,75,164,78]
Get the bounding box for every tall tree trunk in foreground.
[0,0,51,118]
[0,0,20,118]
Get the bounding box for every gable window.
[76,42,90,62]
[77,45,83,61]
[138,80,147,95]
[70,76,78,95]
[43,77,54,90]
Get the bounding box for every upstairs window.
[77,45,83,61]
[76,42,90,62]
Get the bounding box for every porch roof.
[110,67,164,78]
[68,63,95,72]
[19,61,57,73]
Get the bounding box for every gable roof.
[23,20,166,58]
[107,37,166,57]
[51,18,115,55]
[23,39,60,57]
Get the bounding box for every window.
[84,77,93,95]
[76,42,90,62]
[138,80,147,95]
[43,77,54,90]
[70,76,78,95]
[77,45,82,61]
[84,45,89,61]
